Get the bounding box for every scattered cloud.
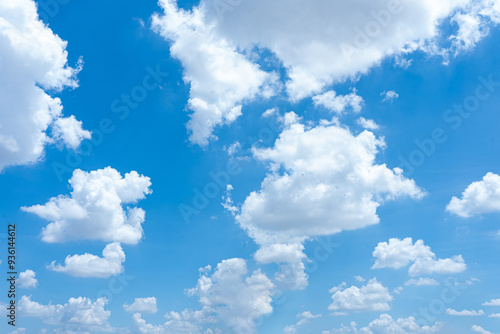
[380,90,399,103]
[483,298,500,306]
[357,117,380,130]
[48,242,125,278]
[328,278,393,314]
[22,167,152,244]
[123,297,158,314]
[312,89,364,114]
[18,270,38,289]
[322,313,442,333]
[446,308,484,316]
[372,237,466,276]
[472,324,494,334]
[284,311,322,334]
[447,172,500,217]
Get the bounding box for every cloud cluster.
[446,172,500,217]
[0,0,90,171]
[372,237,466,276]
[19,295,113,332]
[22,167,152,244]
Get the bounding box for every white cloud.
[124,297,158,314]
[19,295,113,332]
[328,278,393,314]
[354,276,366,282]
[131,310,208,334]
[235,115,423,289]
[357,117,380,130]
[193,0,500,102]
[483,298,500,306]
[488,313,500,318]
[0,0,90,172]
[151,0,500,143]
[380,90,399,103]
[446,172,500,217]
[404,277,439,286]
[151,0,277,146]
[284,311,322,334]
[372,238,433,269]
[408,255,466,276]
[188,258,274,333]
[472,325,494,334]
[48,242,125,278]
[18,269,38,289]
[446,308,484,316]
[312,89,364,114]
[22,167,152,244]
[372,237,466,276]
[322,313,442,333]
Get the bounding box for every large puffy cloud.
[234,115,423,289]
[446,172,500,217]
[151,0,277,146]
[48,242,125,278]
[0,0,90,172]
[152,0,500,143]
[19,295,113,333]
[328,278,393,314]
[22,167,152,244]
[194,0,500,101]
[124,297,158,314]
[322,314,442,333]
[372,238,466,276]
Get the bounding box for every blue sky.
[1,0,500,333]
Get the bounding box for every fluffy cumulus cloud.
[18,269,38,289]
[312,89,364,114]
[445,308,484,316]
[22,167,152,244]
[446,172,500,217]
[151,0,277,146]
[328,278,393,314]
[234,115,423,289]
[372,237,466,276]
[124,297,158,314]
[357,117,380,130]
[322,314,442,333]
[0,0,90,172]
[48,242,125,278]
[19,295,113,332]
